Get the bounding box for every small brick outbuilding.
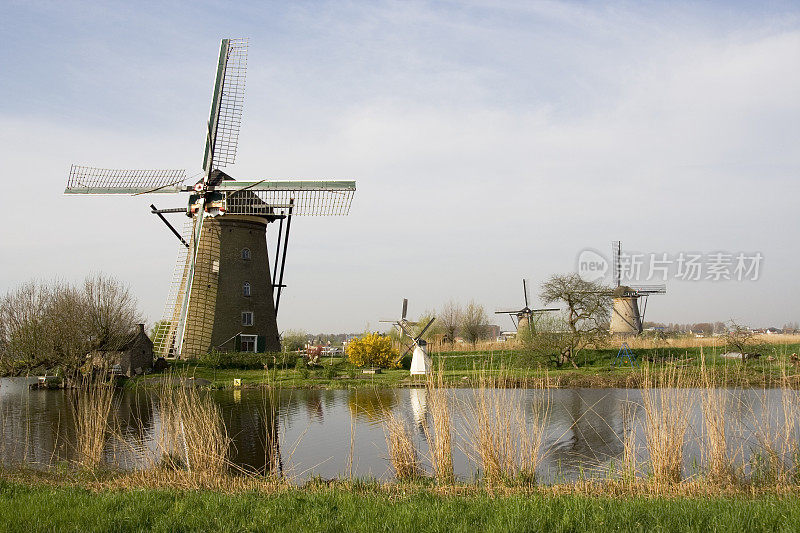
[86,324,153,377]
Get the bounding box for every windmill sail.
[153,218,194,358]
[628,284,667,295]
[219,180,356,216]
[203,38,248,173]
[65,165,186,194]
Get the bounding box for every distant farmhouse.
[86,324,153,377]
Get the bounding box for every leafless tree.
[460,301,489,346]
[723,320,761,359]
[411,309,440,341]
[83,273,141,350]
[0,281,53,372]
[538,273,611,367]
[438,300,463,343]
[0,275,142,377]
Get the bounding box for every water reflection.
[347,389,397,423]
[0,379,797,483]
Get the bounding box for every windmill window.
[241,248,251,260]
[243,282,251,297]
[242,311,254,326]
[240,334,257,353]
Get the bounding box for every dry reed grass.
[748,362,800,485]
[153,373,230,479]
[260,388,282,478]
[424,333,799,354]
[461,368,549,486]
[424,363,454,484]
[426,339,518,354]
[614,333,800,350]
[620,400,637,481]
[70,376,116,468]
[383,412,420,481]
[640,363,695,486]
[699,355,734,484]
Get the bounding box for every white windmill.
[381,298,436,376]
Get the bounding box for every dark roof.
[94,326,149,352]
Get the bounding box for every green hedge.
[197,351,298,370]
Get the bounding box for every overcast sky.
[1,0,799,332]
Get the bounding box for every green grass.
[0,480,798,532]
[130,343,800,391]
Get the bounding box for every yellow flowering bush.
[346,333,400,368]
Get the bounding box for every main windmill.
[65,38,356,358]
[495,279,559,338]
[609,241,666,335]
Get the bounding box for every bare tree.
[539,273,611,367]
[0,281,53,372]
[723,320,761,359]
[411,309,440,341]
[438,300,463,343]
[460,301,488,346]
[47,284,91,373]
[83,273,141,350]
[0,275,142,377]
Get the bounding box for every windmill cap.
[613,285,634,298]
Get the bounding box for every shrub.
[346,333,399,368]
[198,351,296,370]
[324,365,338,380]
[295,357,309,379]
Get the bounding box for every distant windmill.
[381,298,436,375]
[64,38,356,358]
[609,241,666,335]
[495,279,559,337]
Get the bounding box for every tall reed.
[700,355,733,483]
[384,412,420,481]
[70,375,116,469]
[620,399,637,481]
[261,389,282,478]
[750,361,799,485]
[154,374,230,478]
[261,369,283,478]
[463,368,549,486]
[640,363,694,485]
[424,363,454,484]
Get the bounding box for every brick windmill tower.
[65,38,356,358]
[609,241,666,335]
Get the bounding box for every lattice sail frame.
[219,181,356,216]
[153,218,193,358]
[213,38,247,168]
[153,216,222,358]
[66,165,186,194]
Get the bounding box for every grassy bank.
[5,359,800,530]
[135,342,800,390]
[1,478,799,532]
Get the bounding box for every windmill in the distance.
[609,241,666,335]
[65,38,356,358]
[381,298,436,375]
[496,279,559,338]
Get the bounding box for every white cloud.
[1,1,799,330]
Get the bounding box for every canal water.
[0,378,795,482]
